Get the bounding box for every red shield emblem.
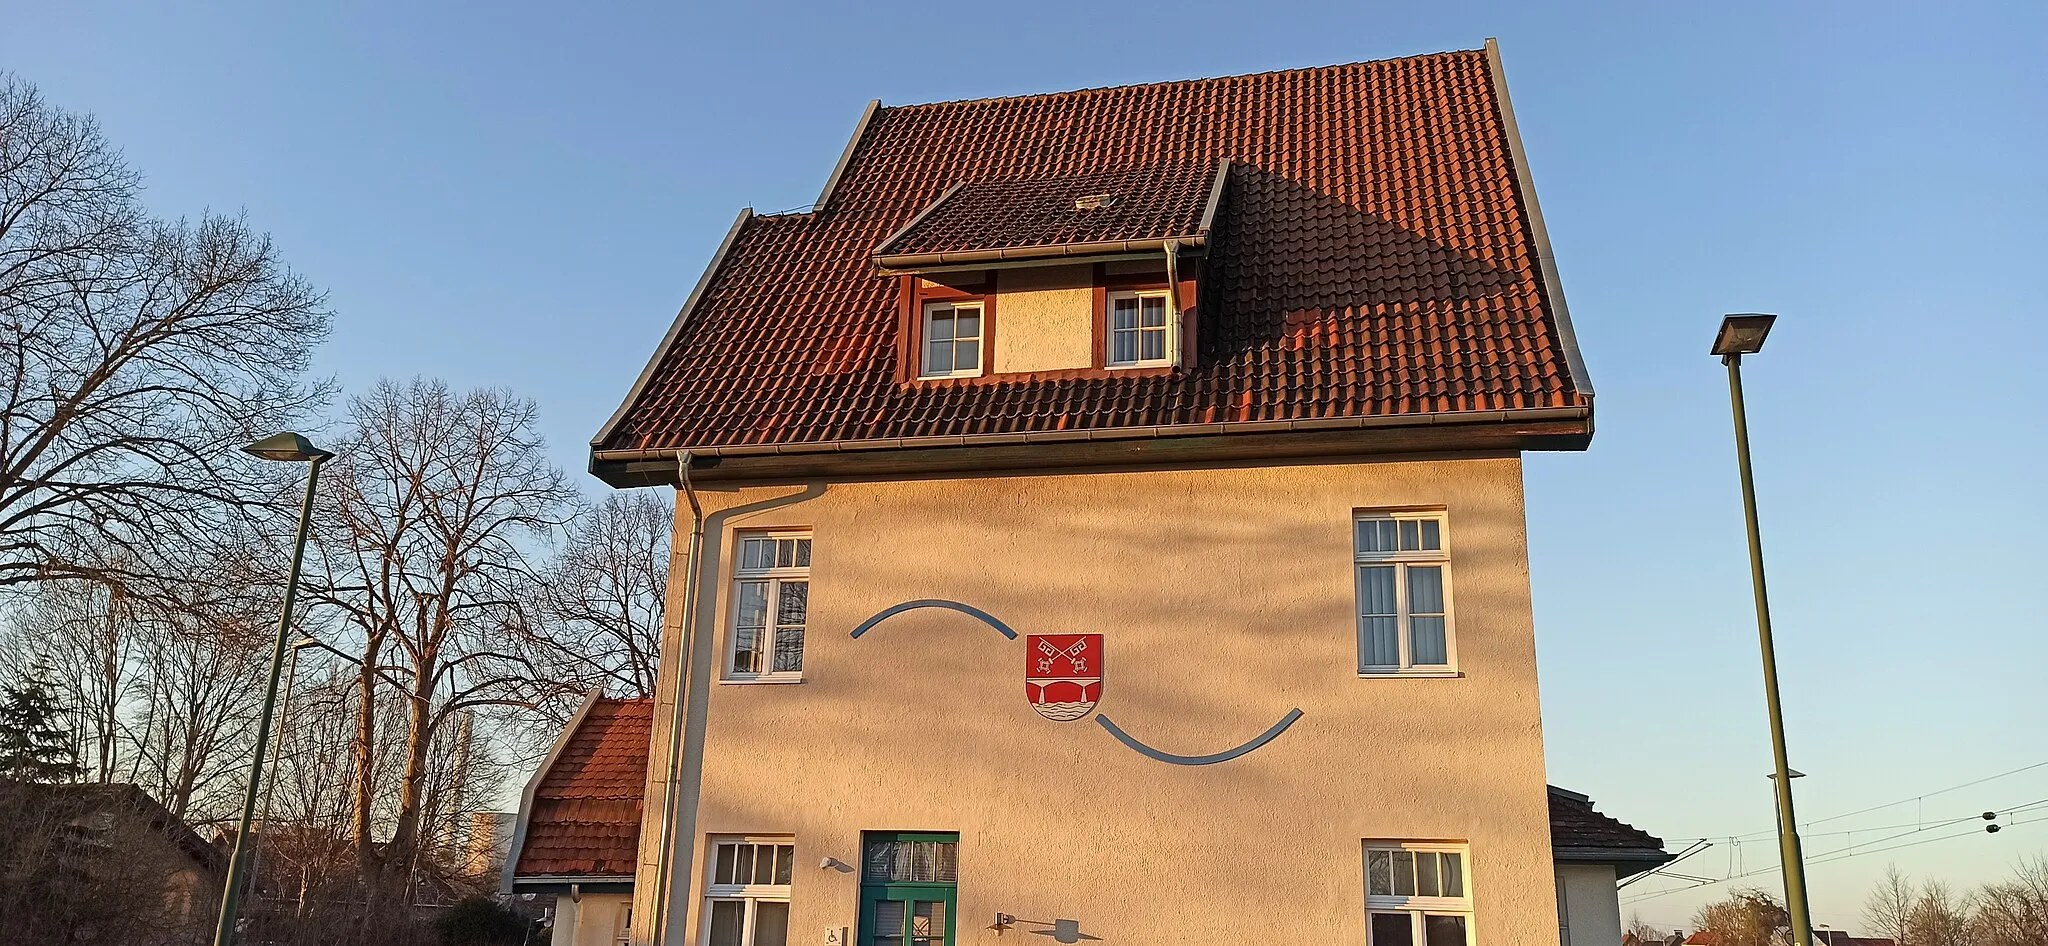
[1026,634,1101,722]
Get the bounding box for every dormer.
[872,159,1228,382]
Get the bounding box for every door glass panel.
[707,900,746,946]
[910,900,945,945]
[1424,914,1468,946]
[754,901,790,946]
[1371,912,1415,946]
[872,900,906,946]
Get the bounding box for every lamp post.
[211,433,333,946]
[1712,314,1814,946]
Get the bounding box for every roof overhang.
[1553,845,1678,875]
[508,875,635,896]
[590,406,1591,488]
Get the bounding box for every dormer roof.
[872,159,1228,270]
[593,42,1594,486]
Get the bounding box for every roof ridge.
[879,47,1486,113]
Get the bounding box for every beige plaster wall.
[992,264,1094,373]
[640,456,1555,946]
[554,893,633,946]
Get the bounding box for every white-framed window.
[1106,289,1173,367]
[1365,843,1473,946]
[614,902,633,946]
[704,836,794,946]
[920,301,984,378]
[727,532,810,681]
[1355,510,1455,674]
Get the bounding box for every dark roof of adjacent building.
[6,782,225,874]
[873,159,1226,264]
[1548,785,1671,872]
[592,42,1592,481]
[506,698,650,881]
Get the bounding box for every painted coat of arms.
[1025,634,1101,722]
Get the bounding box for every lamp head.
[242,432,333,462]
[1712,314,1777,357]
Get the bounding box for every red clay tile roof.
[873,159,1224,262]
[596,45,1590,455]
[512,698,650,878]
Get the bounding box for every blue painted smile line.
[847,599,1303,764]
[1094,709,1305,766]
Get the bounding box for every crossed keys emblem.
[1035,636,1089,675]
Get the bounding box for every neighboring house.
[0,782,225,945]
[587,39,1635,946]
[1813,932,1897,946]
[1551,787,1674,946]
[504,695,651,946]
[1624,934,1687,946]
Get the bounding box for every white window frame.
[1364,842,1474,946]
[1354,510,1457,676]
[919,300,985,379]
[1105,289,1175,368]
[702,835,795,946]
[725,532,810,683]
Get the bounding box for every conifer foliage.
[0,667,80,783]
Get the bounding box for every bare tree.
[1909,881,1973,946]
[304,378,578,888]
[529,489,670,704]
[1868,865,1919,946]
[1628,913,1669,944]
[1693,889,1790,946]
[1973,856,2048,946]
[0,72,330,595]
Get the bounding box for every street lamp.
[1712,314,1814,946]
[212,433,333,946]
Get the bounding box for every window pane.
[734,844,755,885]
[864,841,896,881]
[955,309,979,338]
[927,340,953,374]
[1359,565,1397,615]
[774,845,794,885]
[1357,519,1397,554]
[1441,853,1463,898]
[1420,519,1441,551]
[1362,617,1399,668]
[708,900,746,946]
[753,843,775,884]
[754,901,790,946]
[928,312,954,341]
[1112,298,1138,330]
[935,842,957,883]
[776,539,795,568]
[955,339,980,372]
[1371,912,1415,946]
[773,626,805,673]
[777,581,809,626]
[1367,849,1393,896]
[733,627,762,674]
[911,900,946,945]
[1408,566,1444,614]
[794,539,811,568]
[1112,330,1136,363]
[738,581,769,627]
[1410,617,1447,666]
[1141,296,1167,327]
[1424,915,1467,946]
[715,844,736,886]
[1400,519,1421,551]
[1416,850,1440,897]
[741,539,770,571]
[1393,851,1417,897]
[873,900,906,946]
[1140,328,1164,360]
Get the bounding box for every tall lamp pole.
[1712,314,1813,946]
[211,432,334,946]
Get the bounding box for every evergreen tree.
[0,667,80,782]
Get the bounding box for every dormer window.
[1106,290,1172,367]
[920,301,985,378]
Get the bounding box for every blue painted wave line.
[1094,708,1305,766]
[847,599,1020,640]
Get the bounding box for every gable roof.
[593,41,1593,485]
[504,697,651,883]
[1548,785,1672,873]
[873,159,1227,267]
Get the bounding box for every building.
[583,39,1649,946]
[0,782,225,945]
[510,703,1670,946]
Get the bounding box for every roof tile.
[514,699,650,878]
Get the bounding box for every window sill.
[720,674,805,685]
[1357,669,1463,679]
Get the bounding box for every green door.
[858,833,958,946]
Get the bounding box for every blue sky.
[7,0,2043,929]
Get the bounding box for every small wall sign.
[1025,634,1101,721]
